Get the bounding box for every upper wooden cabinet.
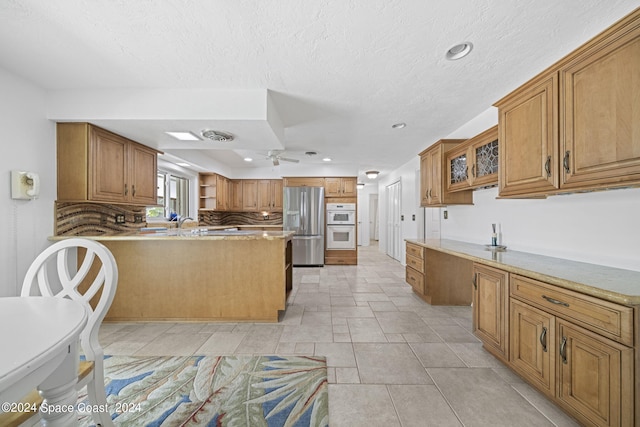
[242,179,259,211]
[257,179,283,211]
[200,176,282,212]
[283,177,326,187]
[495,9,640,197]
[446,125,499,192]
[199,173,226,211]
[228,179,243,211]
[419,140,473,207]
[57,123,159,206]
[324,177,357,197]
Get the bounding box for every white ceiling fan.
[267,150,300,166]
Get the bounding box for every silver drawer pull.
[539,326,548,352]
[542,295,569,307]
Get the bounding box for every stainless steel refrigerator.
[283,186,325,266]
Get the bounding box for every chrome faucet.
[177,216,194,228]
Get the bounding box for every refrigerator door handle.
[293,235,322,240]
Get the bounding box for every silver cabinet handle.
[472,273,477,290]
[563,151,571,173]
[560,336,568,364]
[545,156,551,177]
[542,295,569,307]
[539,327,548,352]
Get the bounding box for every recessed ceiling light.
[366,170,379,179]
[165,131,201,141]
[244,157,253,162]
[201,129,234,142]
[322,157,332,162]
[176,162,191,167]
[446,42,473,60]
[392,123,406,129]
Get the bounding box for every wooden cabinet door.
[560,26,640,190]
[419,153,430,206]
[556,319,633,427]
[510,299,555,396]
[215,175,228,211]
[242,179,258,211]
[427,147,442,205]
[89,127,127,202]
[228,180,243,211]
[469,125,499,188]
[497,73,559,197]
[271,180,283,211]
[324,178,342,197]
[473,264,509,361]
[257,179,273,210]
[128,143,157,205]
[446,145,471,192]
[341,178,357,197]
[283,177,325,187]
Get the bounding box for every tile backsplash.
[55,202,148,235]
[55,202,284,236]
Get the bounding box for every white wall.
[377,157,421,262]
[440,107,640,272]
[0,67,56,296]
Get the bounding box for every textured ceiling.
[0,0,637,179]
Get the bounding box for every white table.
[0,296,87,426]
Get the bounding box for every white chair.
[20,238,118,427]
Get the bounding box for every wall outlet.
[134,214,143,223]
[115,214,125,224]
[443,210,448,219]
[412,214,415,221]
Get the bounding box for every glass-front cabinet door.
[447,145,471,192]
[471,126,499,187]
[446,125,499,192]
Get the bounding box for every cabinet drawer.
[406,268,424,294]
[406,254,424,273]
[510,274,633,346]
[406,243,424,259]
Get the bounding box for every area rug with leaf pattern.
[77,355,329,427]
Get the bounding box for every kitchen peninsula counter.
[406,238,640,306]
[53,230,294,322]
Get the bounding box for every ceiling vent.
[201,129,234,142]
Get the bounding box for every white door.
[369,194,379,241]
[386,181,402,261]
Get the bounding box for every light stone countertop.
[51,229,294,242]
[406,238,640,306]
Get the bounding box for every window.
[147,172,190,220]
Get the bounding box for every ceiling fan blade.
[279,157,299,163]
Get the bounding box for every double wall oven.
[326,203,356,250]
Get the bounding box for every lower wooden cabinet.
[471,268,637,427]
[556,319,634,427]
[510,298,555,396]
[405,243,473,305]
[472,263,509,362]
[324,249,357,265]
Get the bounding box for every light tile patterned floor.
[99,243,580,427]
